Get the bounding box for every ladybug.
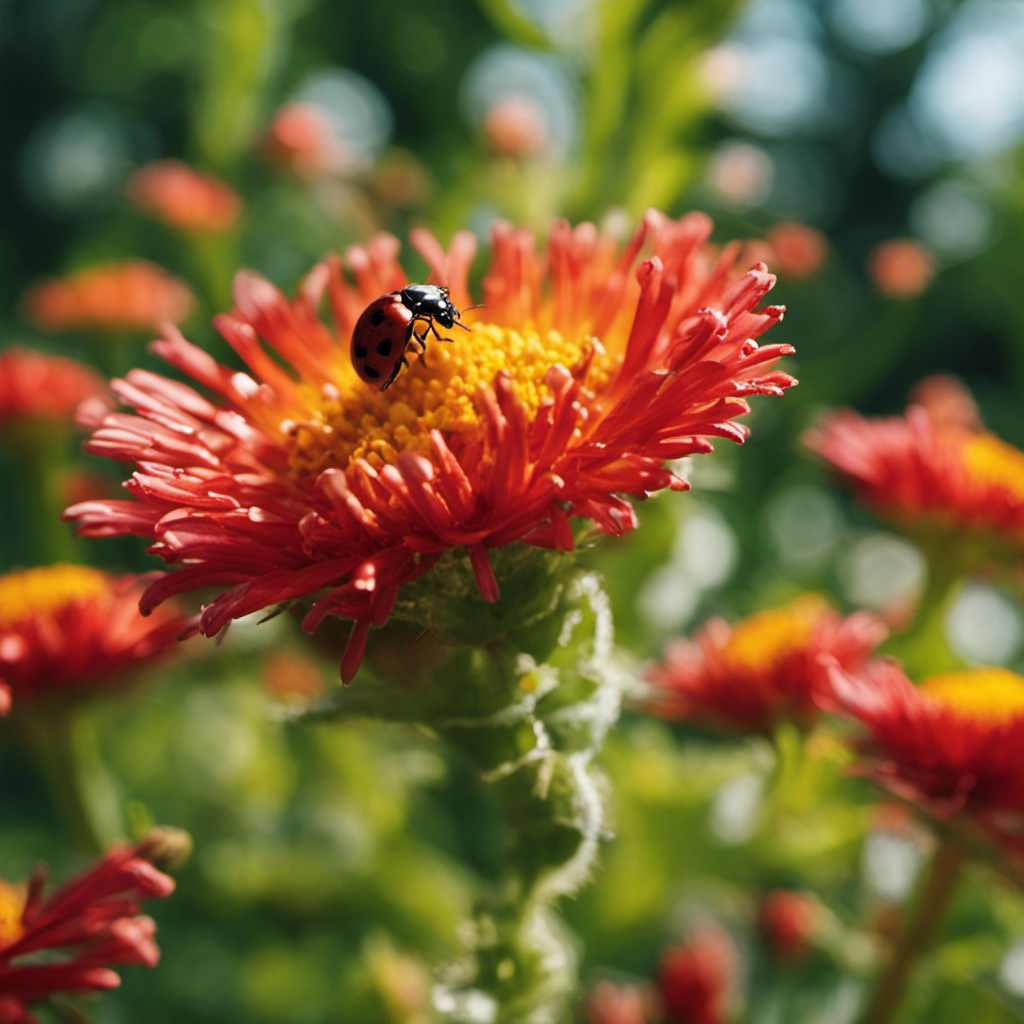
[350,284,476,391]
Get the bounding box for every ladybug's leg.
[380,354,409,392]
[423,320,454,344]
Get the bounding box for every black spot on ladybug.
[354,345,368,359]
[363,365,380,379]
[376,338,392,357]
[370,308,387,327]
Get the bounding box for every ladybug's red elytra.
[350,284,476,391]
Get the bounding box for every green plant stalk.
[14,428,78,564]
[19,705,125,854]
[859,839,964,1024]
[310,554,622,1023]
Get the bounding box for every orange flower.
[827,661,1024,850]
[125,160,242,233]
[805,386,1024,547]
[23,261,194,334]
[0,348,110,430]
[0,837,174,1023]
[867,238,935,299]
[66,212,794,681]
[645,595,887,733]
[260,102,350,179]
[764,222,829,280]
[0,565,188,714]
[482,95,549,159]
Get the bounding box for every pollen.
[0,880,26,949]
[721,595,826,673]
[286,320,611,476]
[0,565,110,629]
[960,432,1024,499]
[922,667,1024,726]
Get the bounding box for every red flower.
[757,890,820,961]
[0,837,175,1024]
[645,595,886,733]
[0,348,110,431]
[23,261,194,334]
[657,927,736,1024]
[827,661,1024,850]
[805,385,1024,547]
[0,565,188,714]
[126,160,242,233]
[66,212,794,681]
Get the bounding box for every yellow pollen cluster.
[722,596,827,673]
[960,433,1024,498]
[0,564,110,630]
[286,321,611,476]
[0,880,26,949]
[922,667,1024,725]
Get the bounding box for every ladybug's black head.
[399,284,457,328]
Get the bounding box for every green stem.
[860,839,964,1024]
[20,705,124,854]
[882,545,964,678]
[14,430,78,564]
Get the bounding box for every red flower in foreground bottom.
[0,836,175,1024]
[0,565,187,714]
[827,662,1024,849]
[805,386,1024,549]
[66,212,795,681]
[644,595,886,734]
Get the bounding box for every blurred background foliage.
[5,0,1024,1021]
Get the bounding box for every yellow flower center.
[0,565,110,630]
[0,880,26,950]
[286,321,611,476]
[960,432,1024,499]
[921,667,1024,726]
[722,595,827,673]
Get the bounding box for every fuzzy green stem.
[19,705,124,854]
[859,839,964,1024]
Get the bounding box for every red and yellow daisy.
[0,836,174,1024]
[0,565,187,714]
[0,348,110,432]
[644,595,887,733]
[23,261,194,334]
[66,212,795,681]
[827,661,1024,851]
[125,160,242,234]
[805,386,1024,548]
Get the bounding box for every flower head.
[827,661,1024,851]
[0,348,110,432]
[23,261,194,334]
[657,926,736,1024]
[0,836,174,1023]
[482,95,549,159]
[764,223,828,280]
[66,212,794,681]
[644,595,886,733]
[867,238,935,299]
[586,980,654,1024]
[260,102,353,179]
[0,565,188,714]
[757,890,820,961]
[805,385,1024,549]
[126,160,242,233]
